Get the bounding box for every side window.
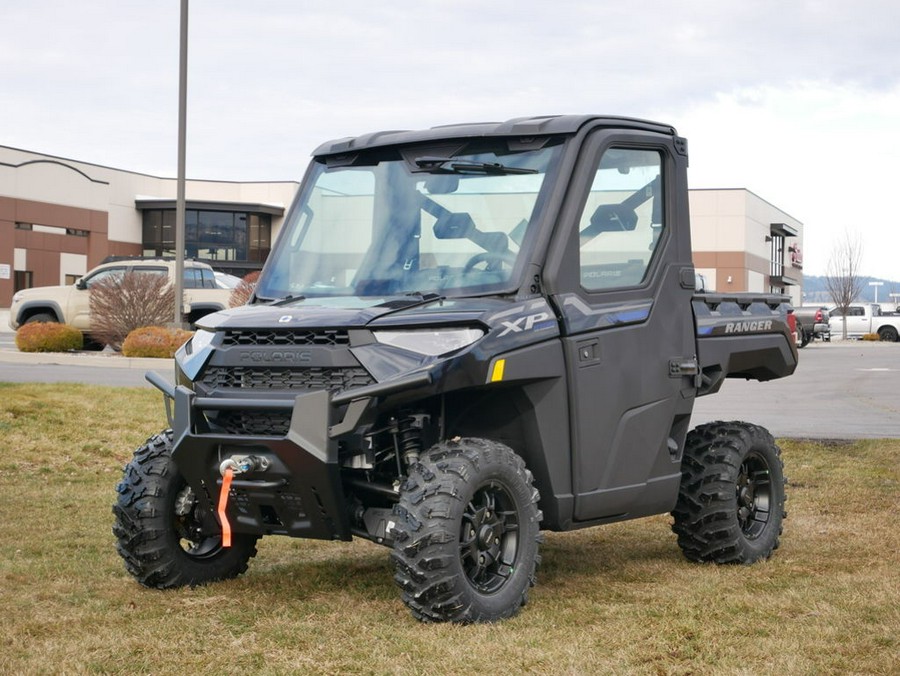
[578,148,664,291]
[199,268,217,289]
[182,268,201,289]
[131,266,168,281]
[83,266,126,288]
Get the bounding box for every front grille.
[217,410,292,436]
[200,366,374,391]
[200,333,371,435]
[222,329,351,347]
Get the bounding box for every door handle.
[576,339,600,366]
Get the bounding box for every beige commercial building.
[690,189,803,306]
[0,146,298,305]
[0,145,803,307]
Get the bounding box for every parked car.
[214,271,243,289]
[829,303,900,341]
[793,306,831,347]
[8,258,232,336]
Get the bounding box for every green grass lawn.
[0,383,897,674]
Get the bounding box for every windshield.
[255,140,563,301]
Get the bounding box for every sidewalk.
[0,346,172,369]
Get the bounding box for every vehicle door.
[131,266,170,295]
[834,305,866,337]
[545,132,697,522]
[69,265,127,330]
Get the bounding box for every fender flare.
[14,300,65,326]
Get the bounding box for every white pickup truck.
[829,303,900,341]
[8,258,232,335]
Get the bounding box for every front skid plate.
[170,387,352,540]
[172,431,351,540]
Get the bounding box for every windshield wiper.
[403,291,444,302]
[377,291,445,311]
[268,294,307,306]
[414,156,537,175]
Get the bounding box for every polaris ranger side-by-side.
[114,116,798,623]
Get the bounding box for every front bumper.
[146,370,431,541]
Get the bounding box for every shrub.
[862,333,881,342]
[90,272,176,349]
[16,322,83,352]
[229,271,260,308]
[122,326,194,358]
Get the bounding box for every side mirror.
[75,278,87,290]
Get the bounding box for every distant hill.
[802,275,900,307]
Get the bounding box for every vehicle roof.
[312,115,677,157]
[96,257,212,269]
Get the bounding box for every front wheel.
[672,422,786,564]
[113,430,259,588]
[24,312,57,324]
[391,438,542,623]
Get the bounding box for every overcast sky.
[3,1,900,281]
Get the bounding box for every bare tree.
[824,229,864,340]
[90,272,176,349]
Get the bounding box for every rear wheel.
[113,429,259,588]
[878,326,898,342]
[391,438,542,623]
[672,422,786,564]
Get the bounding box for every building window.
[15,222,85,236]
[770,234,784,279]
[14,270,33,292]
[249,213,271,262]
[141,209,271,267]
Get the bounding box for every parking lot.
[0,315,897,440]
[692,340,900,439]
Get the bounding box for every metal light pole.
[868,281,883,305]
[173,0,188,326]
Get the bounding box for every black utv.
[114,115,797,623]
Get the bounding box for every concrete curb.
[1,307,173,370]
[0,347,172,370]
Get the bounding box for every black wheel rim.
[736,451,772,539]
[459,481,520,594]
[173,482,223,558]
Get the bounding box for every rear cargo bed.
[693,293,798,396]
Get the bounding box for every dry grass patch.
[0,384,897,674]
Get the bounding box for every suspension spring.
[396,415,423,468]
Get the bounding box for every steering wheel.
[462,251,517,273]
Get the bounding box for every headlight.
[187,328,216,355]
[373,327,484,356]
[12,291,23,303]
[179,329,217,381]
